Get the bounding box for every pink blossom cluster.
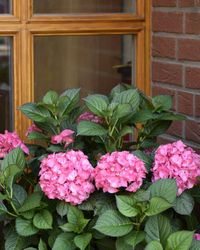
[0,130,29,158]
[51,129,74,148]
[77,112,103,124]
[194,234,200,241]
[152,140,200,195]
[94,151,147,193]
[39,150,95,205]
[25,123,42,136]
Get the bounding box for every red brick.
[178,39,200,61]
[185,67,200,89]
[152,12,183,33]
[186,13,200,35]
[186,120,200,143]
[178,0,195,7]
[195,95,200,116]
[152,36,176,59]
[152,86,176,109]
[153,0,177,7]
[167,121,183,137]
[152,62,183,85]
[177,91,194,115]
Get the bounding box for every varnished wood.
[0,0,151,137]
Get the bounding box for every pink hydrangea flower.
[194,234,200,241]
[77,112,103,124]
[94,151,147,193]
[39,150,95,205]
[51,129,74,148]
[0,130,29,158]
[152,140,200,195]
[25,123,42,136]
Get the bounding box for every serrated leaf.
[33,209,53,229]
[124,230,145,248]
[116,195,138,217]
[43,90,58,105]
[146,197,172,216]
[116,237,133,250]
[5,232,28,250]
[1,147,25,171]
[145,240,163,250]
[56,201,69,217]
[134,190,150,202]
[173,192,194,215]
[94,210,133,237]
[60,223,78,233]
[84,94,108,116]
[15,217,39,236]
[152,95,172,111]
[74,233,92,250]
[190,239,200,250]
[28,132,48,141]
[38,239,48,250]
[149,179,177,204]
[145,215,172,246]
[77,121,107,136]
[18,192,42,212]
[166,230,194,250]
[52,233,76,250]
[12,184,27,209]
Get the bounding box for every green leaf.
[0,201,8,215]
[112,103,132,120]
[159,113,185,121]
[190,239,200,250]
[21,210,35,220]
[166,231,194,250]
[38,239,48,250]
[27,132,48,141]
[12,184,27,209]
[145,215,172,246]
[124,231,145,248]
[1,147,25,171]
[15,217,39,236]
[146,197,172,216]
[116,237,133,250]
[84,94,108,116]
[74,233,92,250]
[119,126,133,137]
[60,223,78,233]
[18,192,42,212]
[110,84,127,99]
[33,209,53,229]
[149,179,177,203]
[173,192,194,215]
[43,90,58,105]
[59,88,80,115]
[134,190,150,202]
[93,210,133,237]
[113,89,140,111]
[132,110,155,123]
[52,233,76,250]
[19,103,50,122]
[77,121,107,136]
[56,201,69,217]
[5,232,28,250]
[116,195,139,217]
[152,95,172,111]
[145,241,163,250]
[148,121,172,137]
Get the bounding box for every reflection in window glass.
[0,37,13,133]
[0,0,11,14]
[34,0,135,14]
[34,35,135,100]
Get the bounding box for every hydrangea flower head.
[77,112,103,124]
[39,150,95,205]
[194,234,200,241]
[26,123,42,136]
[0,130,29,158]
[152,140,200,195]
[94,151,147,193]
[51,129,74,148]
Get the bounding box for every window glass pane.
[34,35,135,100]
[34,0,136,14]
[0,0,11,14]
[0,37,13,133]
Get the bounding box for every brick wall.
[152,0,200,151]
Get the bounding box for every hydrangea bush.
[0,85,200,250]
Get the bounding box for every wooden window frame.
[0,0,151,138]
